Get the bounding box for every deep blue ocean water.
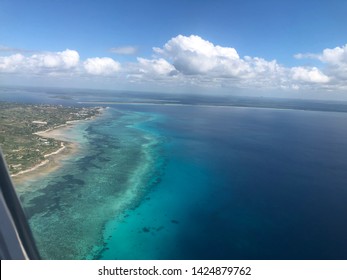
[2,88,347,259]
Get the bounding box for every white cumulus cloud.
[83,57,120,75]
[0,53,25,72]
[319,44,347,83]
[137,57,176,76]
[30,49,79,69]
[154,34,243,76]
[153,34,288,88]
[294,44,347,86]
[291,67,330,84]
[319,44,347,65]
[0,49,79,74]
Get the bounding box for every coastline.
[12,136,79,188]
[12,108,106,187]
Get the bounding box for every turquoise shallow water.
[18,108,165,259]
[99,157,213,259]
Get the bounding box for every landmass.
[0,101,103,177]
[78,94,347,113]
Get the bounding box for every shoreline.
[12,140,79,187]
[12,108,106,186]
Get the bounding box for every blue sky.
[1,0,347,99]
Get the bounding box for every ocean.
[3,87,347,259]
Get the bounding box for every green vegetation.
[0,102,101,175]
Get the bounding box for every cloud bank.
[1,35,347,93]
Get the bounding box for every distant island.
[0,102,103,177]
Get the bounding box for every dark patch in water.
[142,227,150,233]
[171,220,179,224]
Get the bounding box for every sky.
[0,0,347,99]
